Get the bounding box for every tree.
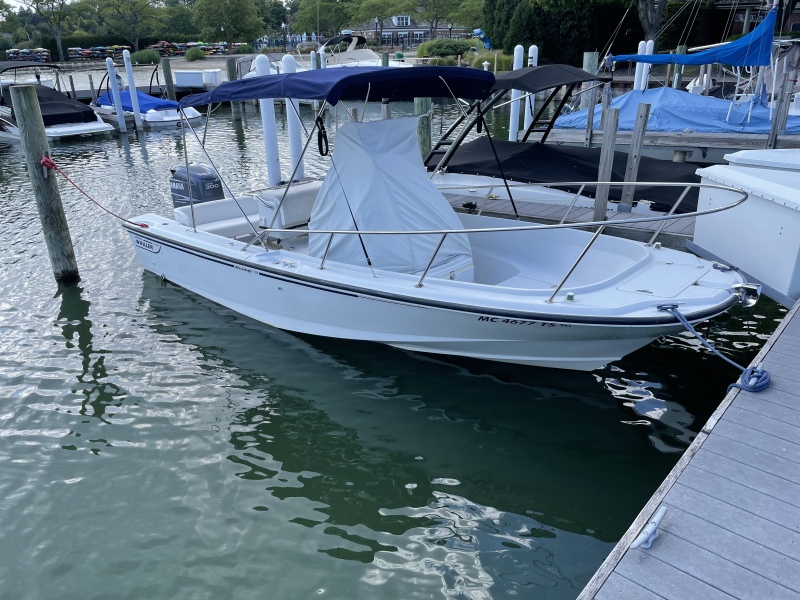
[19,0,72,61]
[92,0,159,51]
[408,0,461,39]
[637,0,664,44]
[449,0,483,31]
[193,0,263,47]
[162,4,200,38]
[256,0,287,34]
[351,0,394,42]
[291,0,354,38]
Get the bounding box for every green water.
[0,102,785,599]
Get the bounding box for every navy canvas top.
[179,66,496,108]
[613,9,776,66]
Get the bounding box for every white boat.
[318,34,411,68]
[94,89,203,129]
[123,67,759,371]
[0,61,114,142]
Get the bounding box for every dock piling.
[10,85,80,283]
[87,74,97,105]
[581,52,598,109]
[123,50,143,130]
[594,107,619,223]
[160,58,176,101]
[619,103,650,212]
[415,97,432,157]
[105,58,127,133]
[226,57,242,120]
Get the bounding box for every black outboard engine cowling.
[169,163,225,208]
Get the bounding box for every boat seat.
[258,180,323,240]
[174,195,261,238]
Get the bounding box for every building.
[348,15,471,49]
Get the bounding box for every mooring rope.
[40,156,148,228]
[658,304,770,393]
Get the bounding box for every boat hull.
[125,222,736,371]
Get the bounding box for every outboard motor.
[169,163,225,208]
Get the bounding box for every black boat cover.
[1,84,98,126]
[427,137,700,213]
[492,64,610,94]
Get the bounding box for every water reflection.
[136,273,685,597]
[56,283,127,424]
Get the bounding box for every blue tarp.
[178,66,496,108]
[613,8,776,66]
[554,86,800,134]
[97,90,179,112]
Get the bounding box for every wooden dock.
[579,298,800,600]
[443,193,695,249]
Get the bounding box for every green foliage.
[256,0,287,34]
[291,0,355,37]
[484,0,642,65]
[428,56,456,65]
[465,50,513,70]
[185,46,205,60]
[94,0,161,50]
[234,43,253,53]
[193,0,263,46]
[449,0,483,30]
[416,38,472,57]
[131,48,160,63]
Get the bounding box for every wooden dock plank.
[666,483,800,563]
[678,465,800,534]
[711,419,800,466]
[582,301,800,600]
[659,510,800,595]
[595,573,666,600]
[733,387,800,414]
[614,551,736,600]
[642,529,800,599]
[690,449,800,508]
[734,394,800,425]
[723,405,800,446]
[701,433,800,485]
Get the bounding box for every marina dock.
[579,298,800,599]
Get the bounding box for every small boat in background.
[94,89,202,129]
[0,61,113,142]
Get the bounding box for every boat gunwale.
[123,222,741,327]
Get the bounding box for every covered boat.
[426,64,704,213]
[94,88,202,129]
[0,62,113,141]
[123,66,759,371]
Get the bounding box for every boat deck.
[442,193,696,248]
[579,298,800,599]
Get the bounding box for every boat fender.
[316,116,329,156]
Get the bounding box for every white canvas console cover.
[308,117,472,277]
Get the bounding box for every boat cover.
[426,136,701,213]
[179,66,495,108]
[492,64,608,94]
[613,8,776,66]
[1,84,98,126]
[96,90,179,112]
[308,117,473,275]
[554,87,800,134]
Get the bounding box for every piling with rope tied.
[9,84,80,283]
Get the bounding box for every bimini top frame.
[429,64,610,171]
